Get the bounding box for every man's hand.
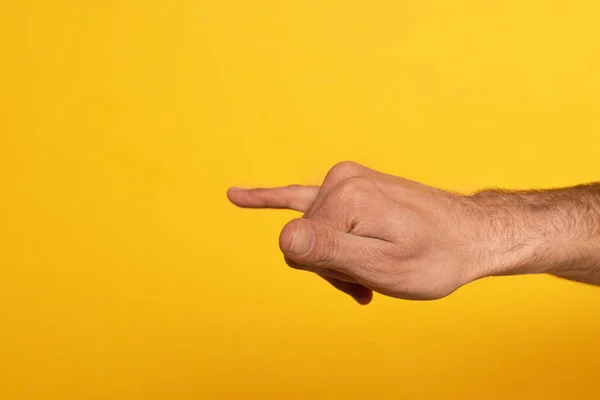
[228,162,491,303]
[228,162,600,304]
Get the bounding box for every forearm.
[471,184,600,284]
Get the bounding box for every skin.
[227,161,600,305]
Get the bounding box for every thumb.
[279,218,370,272]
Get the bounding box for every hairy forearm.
[471,184,600,284]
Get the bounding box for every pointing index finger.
[227,185,319,212]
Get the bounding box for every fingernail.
[289,226,314,255]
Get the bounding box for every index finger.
[227,185,319,212]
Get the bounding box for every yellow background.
[2,1,600,399]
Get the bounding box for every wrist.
[468,189,600,278]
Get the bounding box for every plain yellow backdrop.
[2,1,600,399]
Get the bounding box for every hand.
[227,162,492,304]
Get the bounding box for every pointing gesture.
[229,161,600,303]
[228,161,487,304]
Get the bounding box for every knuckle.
[330,176,373,208]
[313,229,339,267]
[326,161,364,183]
